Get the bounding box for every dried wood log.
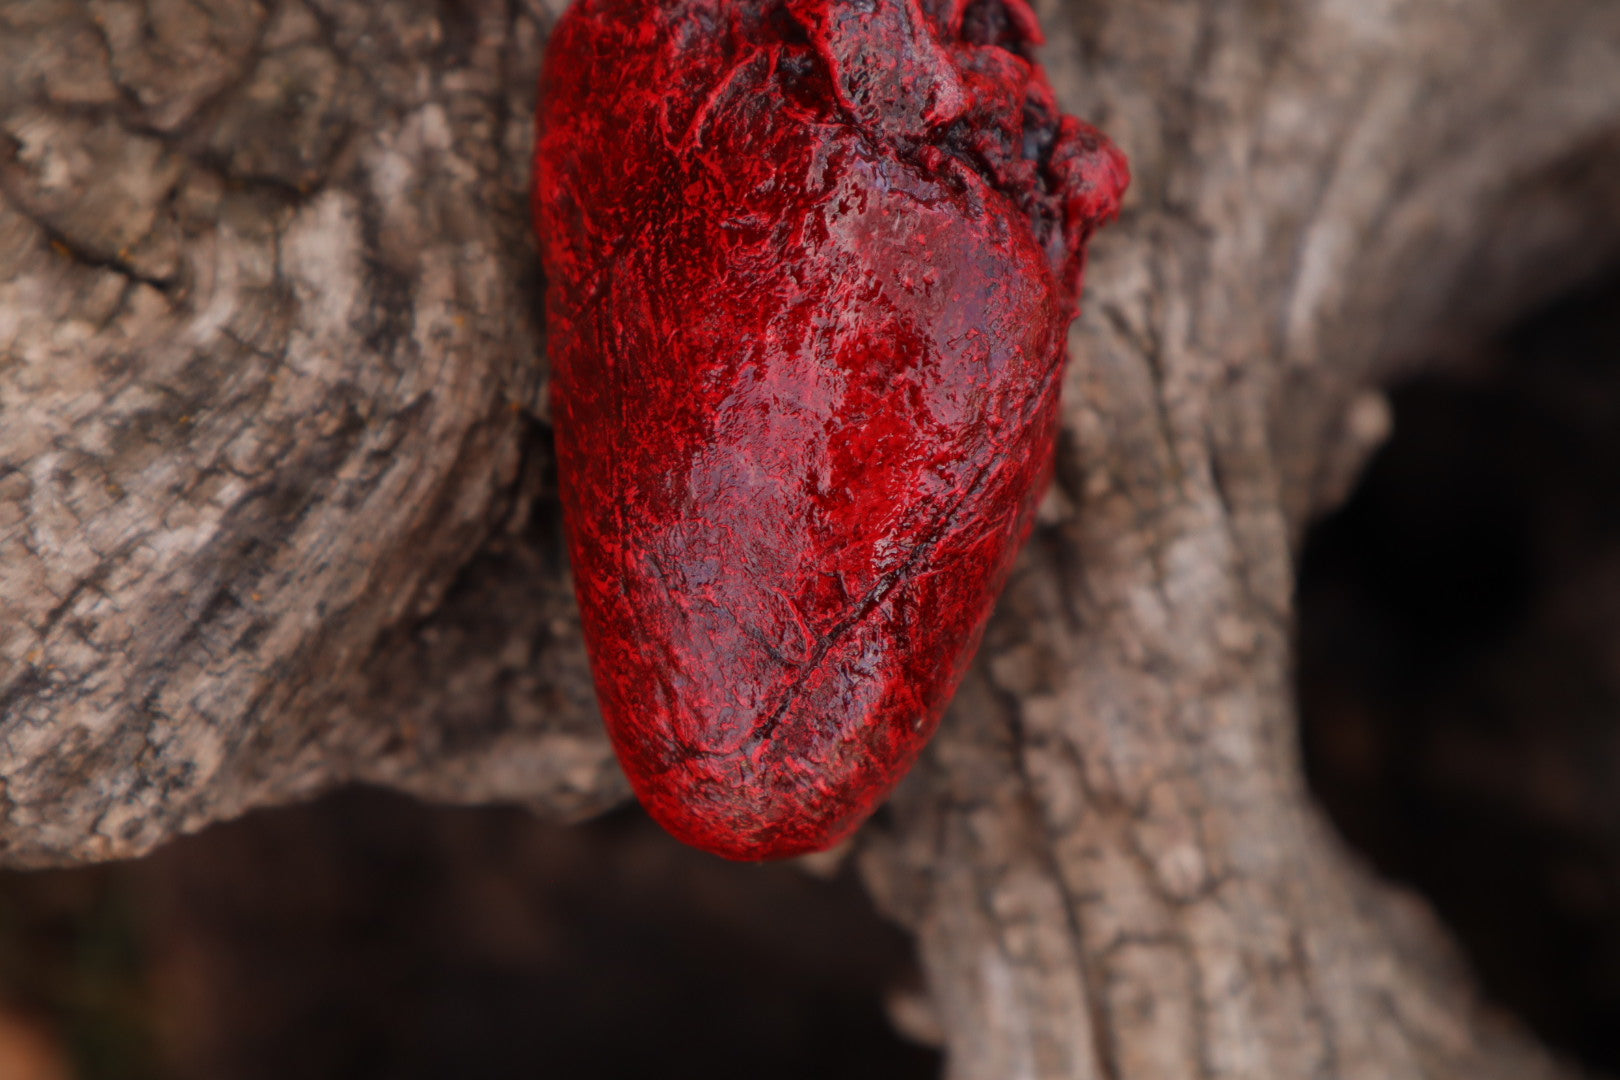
[4,0,1620,1076]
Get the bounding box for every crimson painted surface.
[534,0,1127,860]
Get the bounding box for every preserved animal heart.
[535,0,1128,859]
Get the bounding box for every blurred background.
[1298,266,1620,1069]
[0,792,940,1080]
[1,271,1617,1080]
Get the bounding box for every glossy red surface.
[535,0,1127,859]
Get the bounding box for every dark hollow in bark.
[1300,267,1620,1074]
[5,0,1620,1076]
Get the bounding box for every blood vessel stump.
[534,0,1127,860]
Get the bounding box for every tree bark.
[4,0,1620,1077]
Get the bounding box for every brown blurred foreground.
[0,789,938,1080]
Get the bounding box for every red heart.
[535,0,1127,859]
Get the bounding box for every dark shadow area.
[0,788,941,1080]
[1298,267,1620,1070]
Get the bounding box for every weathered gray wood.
[4,0,1620,1076]
[0,0,624,865]
[854,3,1620,1077]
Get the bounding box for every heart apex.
[631,769,873,862]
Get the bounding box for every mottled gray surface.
[4,0,1620,1077]
[0,0,621,866]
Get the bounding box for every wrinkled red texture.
[535,0,1127,860]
